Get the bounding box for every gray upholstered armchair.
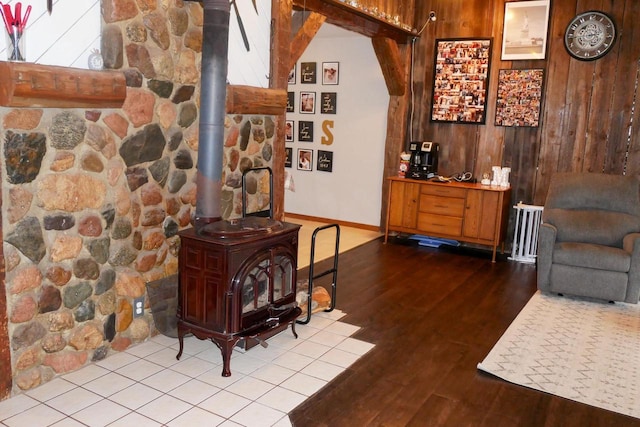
[537,172,640,303]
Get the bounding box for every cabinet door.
[463,189,499,241]
[388,181,419,229]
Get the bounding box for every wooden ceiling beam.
[372,36,406,96]
[292,0,413,43]
[289,1,412,97]
[289,11,327,70]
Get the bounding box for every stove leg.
[177,335,184,360]
[176,324,185,360]
[291,321,298,339]
[213,337,239,377]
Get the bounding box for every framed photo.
[322,62,339,85]
[285,147,293,168]
[431,38,492,124]
[501,0,550,60]
[286,92,294,113]
[300,91,316,114]
[298,121,314,142]
[495,68,544,127]
[298,149,313,171]
[288,66,296,84]
[285,120,294,142]
[320,92,337,114]
[317,150,333,172]
[300,62,317,84]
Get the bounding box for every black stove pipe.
[194,0,230,231]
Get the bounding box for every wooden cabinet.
[388,180,419,229]
[417,185,466,236]
[385,177,511,262]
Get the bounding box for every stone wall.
[1,0,275,395]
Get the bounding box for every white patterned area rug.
[478,291,640,419]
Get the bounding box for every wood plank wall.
[411,0,640,206]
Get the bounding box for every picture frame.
[285,147,293,168]
[288,66,296,84]
[300,62,317,84]
[501,0,551,60]
[320,92,337,114]
[298,121,314,142]
[495,68,544,127]
[286,92,294,113]
[322,62,339,85]
[300,91,316,114]
[297,149,313,171]
[285,120,294,142]
[317,150,333,172]
[431,38,492,124]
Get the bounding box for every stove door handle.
[269,302,298,311]
[265,317,281,327]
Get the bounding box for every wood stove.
[175,2,301,377]
[176,217,301,376]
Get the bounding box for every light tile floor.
[0,310,374,427]
[291,218,381,269]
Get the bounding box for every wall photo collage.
[429,0,550,128]
[286,61,338,172]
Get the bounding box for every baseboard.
[284,212,381,233]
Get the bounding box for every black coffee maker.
[408,141,439,180]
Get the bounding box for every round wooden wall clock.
[564,11,616,61]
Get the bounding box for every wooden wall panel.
[409,0,640,211]
[410,0,496,178]
[532,0,574,204]
[628,61,640,176]
[579,1,620,174]
[560,1,611,175]
[605,1,640,175]
[474,1,504,178]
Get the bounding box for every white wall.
[0,0,100,69]
[227,0,271,88]
[285,24,389,227]
[0,0,270,80]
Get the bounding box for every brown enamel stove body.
[176,218,301,376]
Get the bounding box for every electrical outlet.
[133,297,144,318]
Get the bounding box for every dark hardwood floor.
[289,237,640,427]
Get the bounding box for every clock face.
[564,11,616,61]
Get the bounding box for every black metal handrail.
[297,223,340,324]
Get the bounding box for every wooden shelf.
[226,85,287,115]
[292,0,416,43]
[0,61,126,108]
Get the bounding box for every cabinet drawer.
[419,194,465,217]
[421,185,467,198]
[417,213,462,236]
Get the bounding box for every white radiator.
[509,203,544,263]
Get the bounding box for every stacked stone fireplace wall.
[1,0,275,396]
